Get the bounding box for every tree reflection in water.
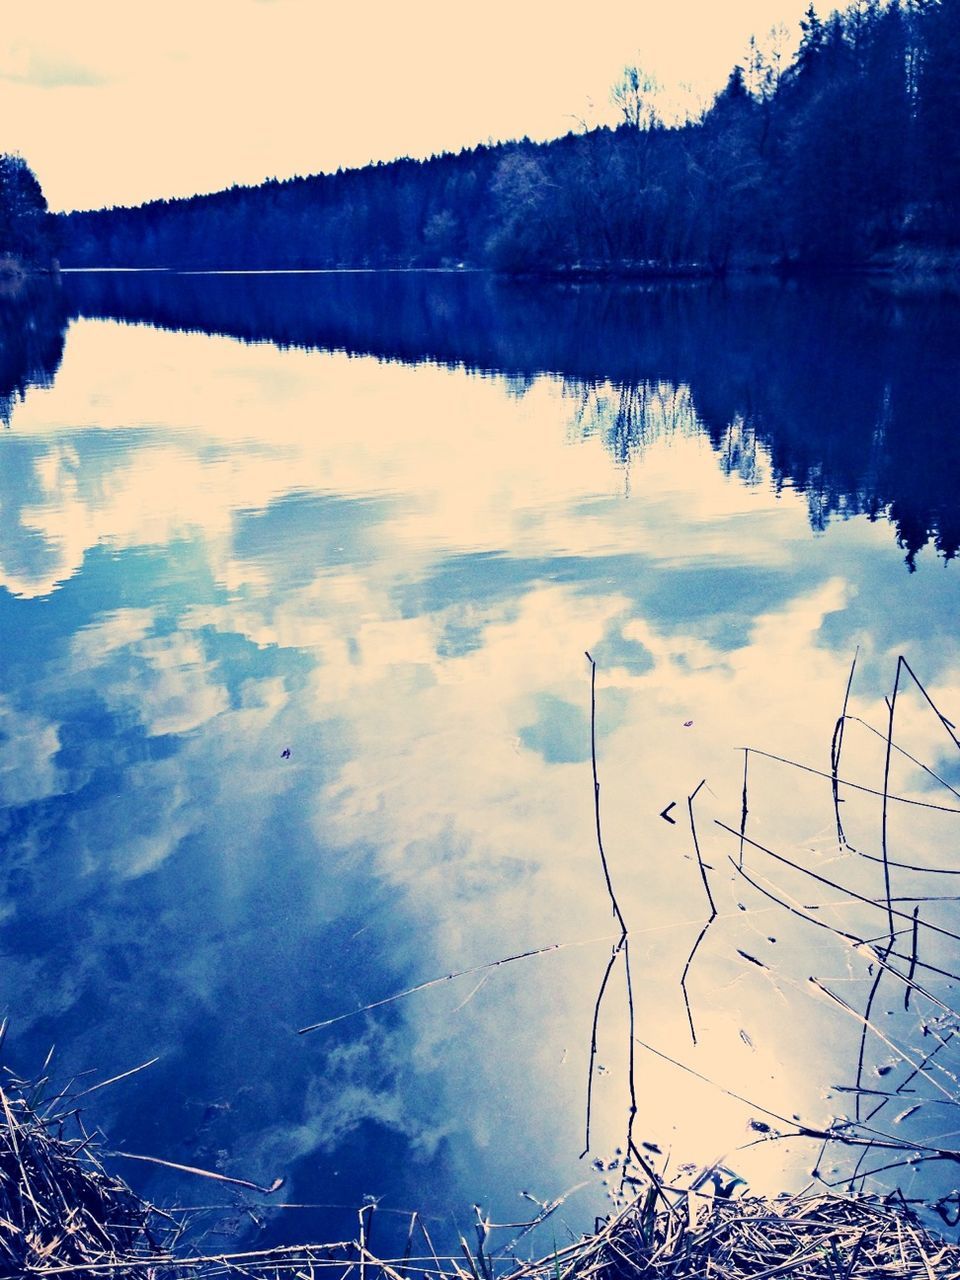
[57,270,960,569]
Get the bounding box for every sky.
[0,0,818,212]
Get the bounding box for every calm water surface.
[2,273,960,1250]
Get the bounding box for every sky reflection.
[2,306,960,1250]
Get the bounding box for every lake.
[2,270,960,1254]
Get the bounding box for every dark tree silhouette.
[0,155,55,268]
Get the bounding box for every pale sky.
[1,0,817,212]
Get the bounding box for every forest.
[51,0,960,274]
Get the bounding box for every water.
[2,271,960,1252]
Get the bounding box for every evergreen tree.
[919,0,960,233]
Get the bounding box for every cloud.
[71,608,155,666]
[0,50,109,88]
[0,696,62,806]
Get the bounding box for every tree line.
[53,0,960,273]
[0,0,950,275]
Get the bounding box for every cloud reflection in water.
[0,302,959,1248]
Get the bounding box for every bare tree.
[611,65,661,131]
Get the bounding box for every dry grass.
[0,1067,179,1276]
[3,1065,960,1280]
[523,1187,960,1280]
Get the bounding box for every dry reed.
[3,1067,960,1280]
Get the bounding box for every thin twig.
[679,779,713,1044]
[831,648,859,853]
[299,939,603,1034]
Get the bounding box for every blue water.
[2,272,960,1253]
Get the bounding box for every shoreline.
[4,1067,959,1278]
[49,248,960,286]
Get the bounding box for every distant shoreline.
[52,249,960,286]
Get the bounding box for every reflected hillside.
[61,270,960,567]
[0,277,67,426]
